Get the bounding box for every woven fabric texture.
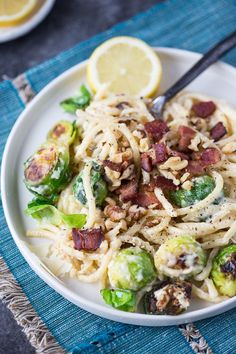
[1,0,236,353]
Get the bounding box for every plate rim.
[1,47,236,326]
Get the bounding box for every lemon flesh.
[87,36,162,97]
[0,0,37,27]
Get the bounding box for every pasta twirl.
[25,90,236,314]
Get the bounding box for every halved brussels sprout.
[100,289,136,312]
[73,162,108,207]
[24,142,71,198]
[211,244,236,297]
[108,247,156,291]
[169,175,215,208]
[154,235,207,279]
[25,203,86,228]
[144,280,192,315]
[47,120,77,145]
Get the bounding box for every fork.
[150,29,236,118]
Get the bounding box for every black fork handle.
[164,30,236,101]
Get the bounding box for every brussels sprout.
[60,84,91,114]
[211,244,236,297]
[27,195,59,208]
[24,142,71,198]
[25,203,86,228]
[73,162,108,207]
[47,120,77,145]
[144,280,192,315]
[108,248,156,291]
[169,175,215,208]
[100,289,136,312]
[154,235,207,279]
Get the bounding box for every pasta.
[25,90,236,314]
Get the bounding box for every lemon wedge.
[87,36,162,97]
[0,0,37,27]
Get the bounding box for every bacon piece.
[192,101,216,118]
[186,161,205,176]
[142,179,156,192]
[103,160,123,172]
[200,148,221,165]
[141,153,153,172]
[72,227,104,251]
[144,119,169,141]
[153,143,168,163]
[210,122,227,141]
[118,179,138,202]
[168,148,190,161]
[178,126,196,152]
[188,148,221,175]
[154,176,177,190]
[135,191,160,208]
[103,159,132,173]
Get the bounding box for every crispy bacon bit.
[118,179,138,202]
[142,179,156,192]
[154,176,177,190]
[104,205,126,221]
[178,126,196,152]
[72,228,104,251]
[103,160,123,172]
[103,159,132,173]
[210,122,227,141]
[186,161,205,176]
[192,101,216,118]
[168,149,190,161]
[153,143,168,163]
[141,153,153,172]
[135,191,160,208]
[144,119,169,141]
[200,148,221,165]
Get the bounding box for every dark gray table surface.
[0,1,159,353]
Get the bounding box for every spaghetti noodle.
[26,90,236,310]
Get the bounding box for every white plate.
[0,0,55,43]
[2,47,236,326]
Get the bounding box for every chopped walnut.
[122,149,133,160]
[133,129,146,139]
[105,219,117,231]
[104,205,126,221]
[181,180,193,190]
[159,157,188,171]
[111,153,123,163]
[105,197,116,206]
[191,117,208,132]
[104,166,121,186]
[188,134,201,151]
[139,137,151,152]
[128,204,146,221]
[120,164,135,180]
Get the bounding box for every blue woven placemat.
[1,0,236,353]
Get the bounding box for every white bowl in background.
[0,0,55,43]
